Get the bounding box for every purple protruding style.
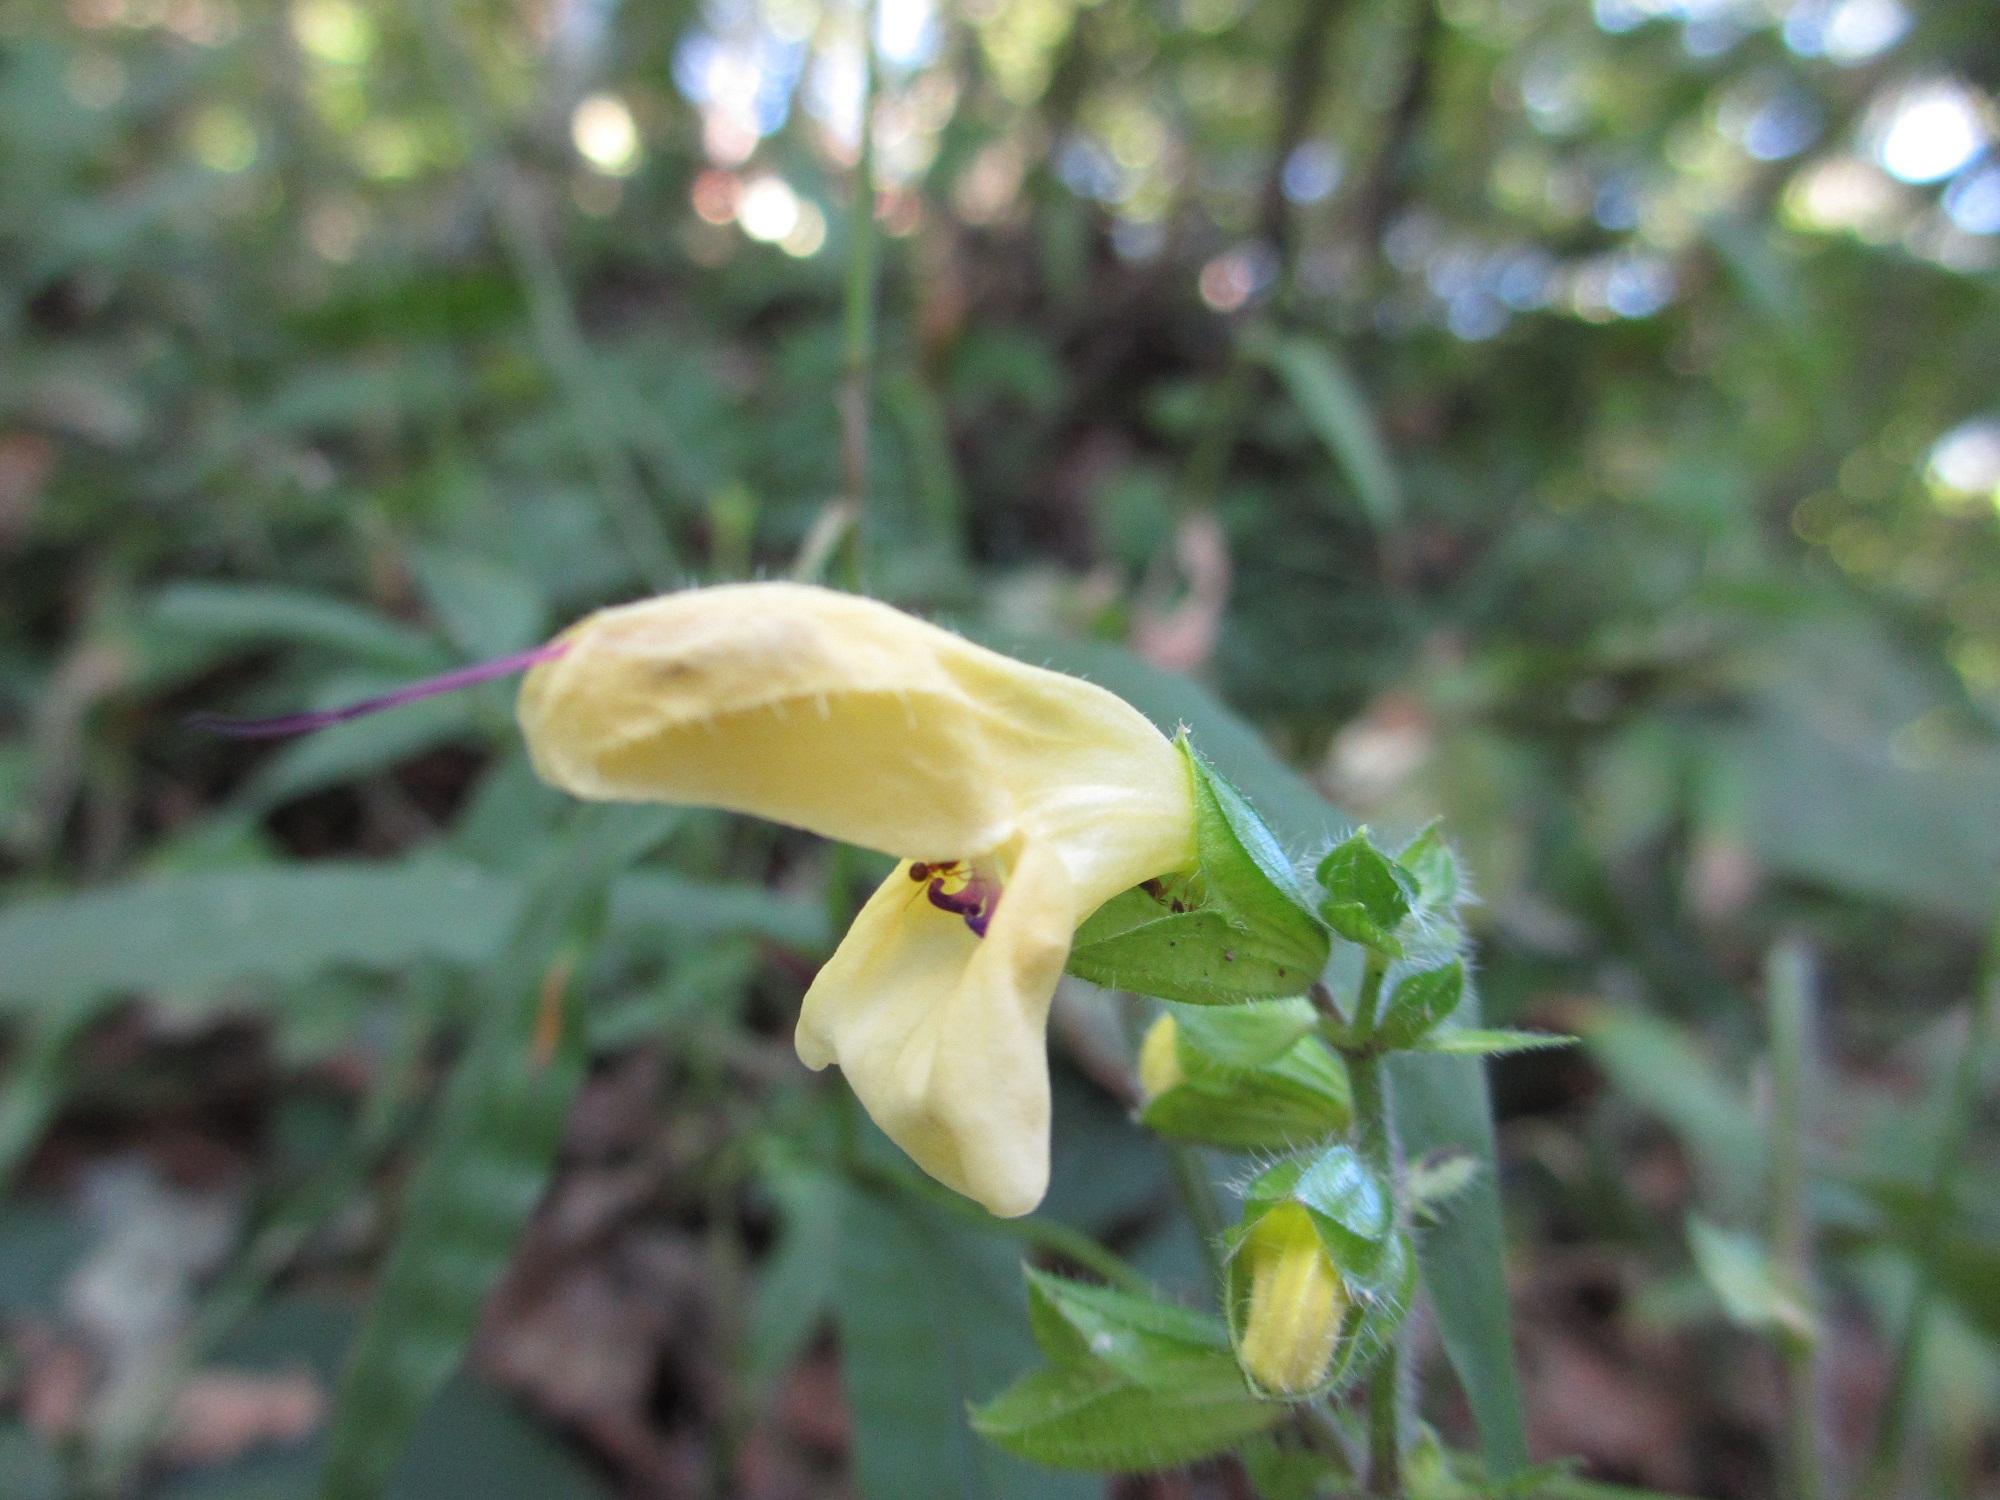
[186,640,570,740]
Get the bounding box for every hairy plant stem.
[836,0,881,590]
[1349,1049,1403,1497]
[1858,905,2000,1500]
[1319,957,1405,1496]
[1766,938,1824,1500]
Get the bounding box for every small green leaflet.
[1396,822,1461,913]
[1316,830,1417,956]
[1375,961,1466,1048]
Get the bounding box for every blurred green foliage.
[1,0,1999,1492]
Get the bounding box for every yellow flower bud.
[1136,1014,1184,1101]
[1237,1202,1348,1397]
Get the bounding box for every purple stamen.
[185,640,570,739]
[925,879,983,917]
[926,874,1000,938]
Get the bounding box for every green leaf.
[0,995,109,1184]
[235,685,485,813]
[1023,1269,1236,1389]
[610,870,831,954]
[316,813,646,1500]
[1240,1433,1352,1500]
[971,1359,1280,1472]
[1686,1216,1816,1342]
[1719,615,2000,929]
[1406,1028,1574,1056]
[1067,908,1316,1004]
[586,940,760,1051]
[409,547,548,660]
[995,634,1529,1477]
[1141,1057,1350,1153]
[0,858,818,1017]
[1258,336,1403,530]
[1243,1147,1391,1271]
[1315,830,1416,956]
[747,1161,843,1393]
[1293,1147,1394,1260]
[1147,998,1352,1152]
[1068,748,1333,1004]
[1376,961,1466,1048]
[1070,882,1187,948]
[0,862,514,1010]
[1396,822,1461,912]
[1843,1179,2000,1346]
[836,1180,1097,1500]
[145,582,445,674]
[1181,739,1330,979]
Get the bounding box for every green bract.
[1315,828,1419,956]
[1395,820,1461,915]
[971,1271,1282,1471]
[1140,1000,1352,1150]
[1065,740,1329,1003]
[1374,960,1465,1048]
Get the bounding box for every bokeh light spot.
[1944,165,2000,235]
[572,94,643,177]
[738,176,801,242]
[1927,418,2000,502]
[781,199,828,256]
[1873,81,1990,185]
[1198,247,1268,312]
[691,168,741,225]
[291,0,371,65]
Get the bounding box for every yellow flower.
[1236,1202,1348,1396]
[517,582,1196,1217]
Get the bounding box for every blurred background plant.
[0,0,1998,1492]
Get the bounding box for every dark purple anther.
[926,874,999,937]
[185,639,571,739]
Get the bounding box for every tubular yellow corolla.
[517,582,1196,1217]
